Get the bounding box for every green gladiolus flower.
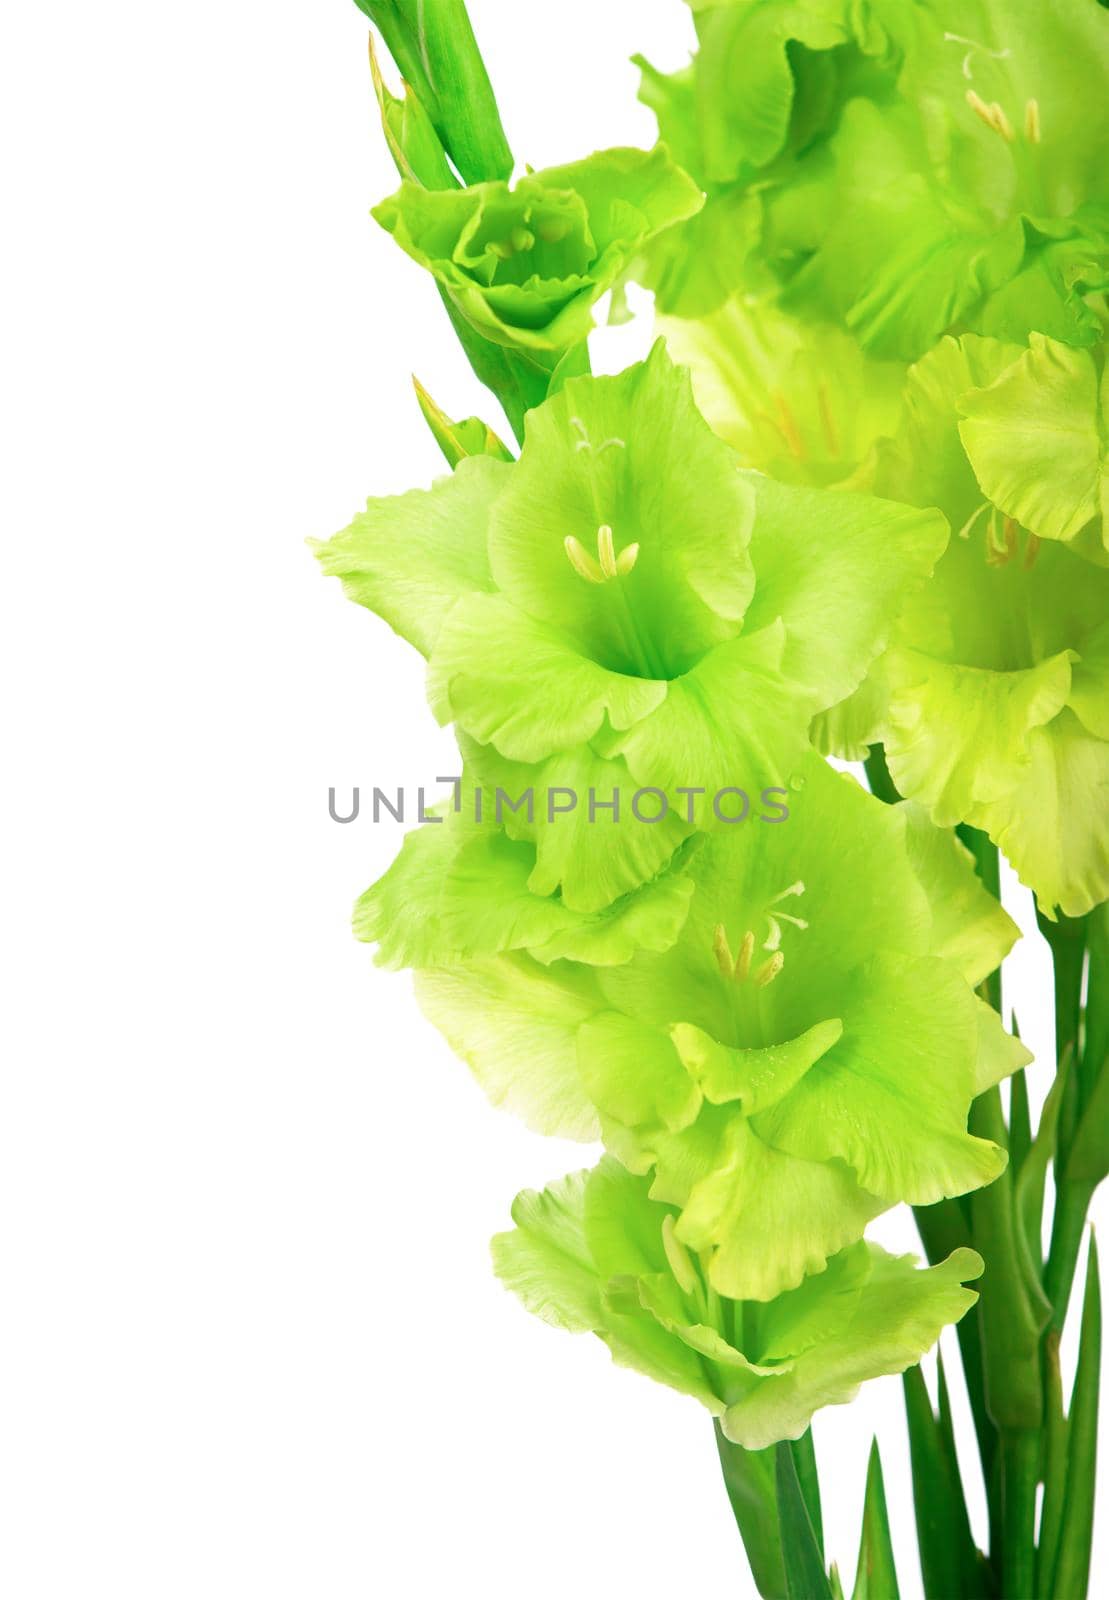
[493,1155,984,1450]
[638,0,1109,357]
[413,757,1028,1299]
[315,346,947,911]
[374,145,702,352]
[820,334,1109,917]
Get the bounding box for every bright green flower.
[316,347,947,911]
[493,1155,984,1450]
[373,146,702,356]
[822,334,1109,917]
[638,0,1109,357]
[416,756,1027,1298]
[657,295,904,487]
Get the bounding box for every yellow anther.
[990,101,1015,141]
[565,525,639,584]
[564,535,605,584]
[597,523,618,579]
[488,237,515,261]
[966,90,1013,140]
[966,89,996,128]
[1024,532,1042,569]
[713,924,735,979]
[510,226,535,253]
[754,952,785,988]
[735,930,755,983]
[1025,99,1041,143]
[1003,517,1019,561]
[662,1215,699,1296]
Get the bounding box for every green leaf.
[776,1441,833,1600]
[902,1362,979,1600]
[850,1441,900,1600]
[969,1087,1047,1429]
[1050,1238,1101,1600]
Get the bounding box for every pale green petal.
[722,1248,984,1450]
[312,455,504,657]
[671,1018,844,1116]
[460,734,694,915]
[754,954,1007,1205]
[984,709,1109,919]
[742,473,948,708]
[973,997,1035,1096]
[658,296,904,484]
[900,802,1021,985]
[414,956,603,1139]
[608,622,816,796]
[674,1112,884,1302]
[958,333,1104,546]
[578,1011,703,1135]
[883,646,1076,827]
[428,592,667,761]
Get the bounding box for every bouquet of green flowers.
[317,4,1109,1593]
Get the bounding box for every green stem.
[1044,1177,1096,1333]
[713,1423,786,1600]
[1036,1330,1067,1598]
[1000,1430,1038,1600]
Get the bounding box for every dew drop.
[789,772,806,792]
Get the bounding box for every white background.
[1,2,1102,1595]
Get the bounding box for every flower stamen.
[563,535,605,584]
[713,923,735,979]
[754,952,785,988]
[735,930,755,983]
[564,525,639,584]
[1025,99,1041,143]
[597,523,618,579]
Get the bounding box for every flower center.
[712,882,808,990]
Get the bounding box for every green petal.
[357,811,695,969]
[722,1248,984,1450]
[312,455,504,657]
[492,1161,724,1409]
[742,473,948,709]
[607,622,816,796]
[883,645,1076,828]
[428,592,667,760]
[460,734,694,914]
[754,954,1007,1205]
[672,1018,844,1116]
[414,955,602,1139]
[658,296,904,483]
[985,709,1109,919]
[673,1111,884,1302]
[578,1011,703,1135]
[900,802,1020,985]
[958,333,1105,547]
